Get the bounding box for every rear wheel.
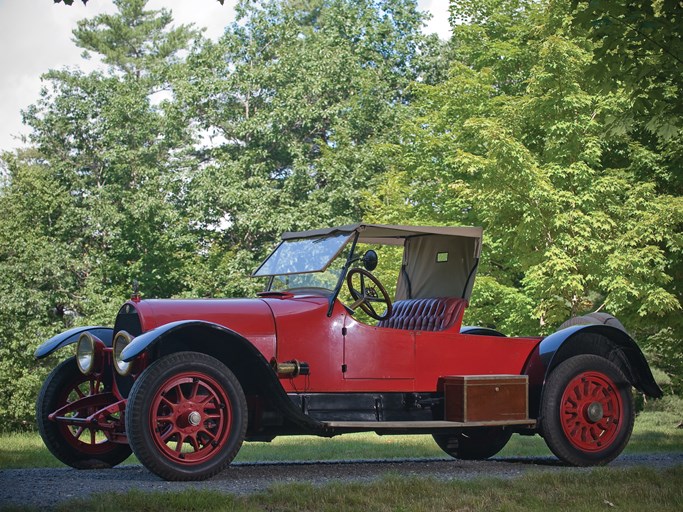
[433,427,512,460]
[126,352,247,481]
[37,357,132,469]
[540,355,634,466]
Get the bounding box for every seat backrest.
[377,297,467,332]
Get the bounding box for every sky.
[0,0,451,153]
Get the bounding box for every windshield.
[252,232,353,277]
[268,267,344,292]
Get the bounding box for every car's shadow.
[491,456,564,466]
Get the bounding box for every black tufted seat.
[377,297,467,332]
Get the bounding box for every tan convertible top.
[282,223,482,248]
[282,223,483,300]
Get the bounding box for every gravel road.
[2,453,682,510]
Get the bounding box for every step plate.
[322,419,536,429]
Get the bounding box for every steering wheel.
[346,268,393,321]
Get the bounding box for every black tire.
[558,312,628,334]
[433,427,512,460]
[36,357,132,469]
[540,355,634,466]
[126,351,247,481]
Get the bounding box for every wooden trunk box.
[442,375,528,422]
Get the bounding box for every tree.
[177,0,430,296]
[388,0,682,388]
[54,0,229,5]
[572,0,683,143]
[0,0,201,428]
[0,150,86,427]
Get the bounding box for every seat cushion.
[377,297,467,332]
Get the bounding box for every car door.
[342,316,415,381]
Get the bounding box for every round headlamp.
[76,332,102,375]
[113,331,134,376]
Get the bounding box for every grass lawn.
[0,466,679,512]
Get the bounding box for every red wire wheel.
[149,372,232,465]
[541,355,634,466]
[56,372,116,454]
[37,357,132,468]
[126,352,247,481]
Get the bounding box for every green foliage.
[0,151,84,428]
[176,0,429,294]
[54,0,229,5]
[390,1,682,367]
[573,0,683,144]
[0,0,203,428]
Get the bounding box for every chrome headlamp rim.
[76,333,96,375]
[113,331,134,376]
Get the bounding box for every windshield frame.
[253,229,362,317]
[252,231,355,278]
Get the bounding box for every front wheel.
[37,357,132,469]
[126,352,247,481]
[540,355,634,466]
[433,427,512,460]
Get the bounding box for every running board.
[322,419,536,429]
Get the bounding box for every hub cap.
[187,411,201,426]
[560,371,623,452]
[585,401,604,423]
[149,372,232,465]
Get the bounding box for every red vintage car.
[35,223,662,480]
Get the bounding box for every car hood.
[129,298,277,344]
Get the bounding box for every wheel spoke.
[174,383,187,401]
[367,296,386,303]
[196,392,214,405]
[174,437,185,453]
[188,380,201,401]
[186,434,200,452]
[599,396,614,411]
[73,385,86,400]
[156,411,174,420]
[160,426,178,443]
[159,394,177,409]
[199,428,217,443]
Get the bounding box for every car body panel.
[415,332,541,387]
[262,295,346,392]
[343,320,416,381]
